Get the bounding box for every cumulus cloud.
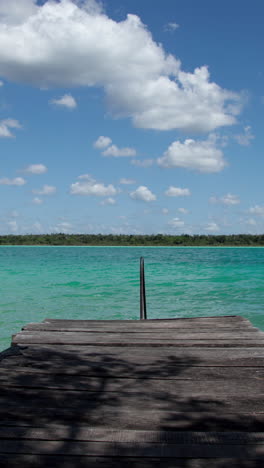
[70,174,117,196]
[50,93,77,109]
[158,136,226,173]
[33,184,56,195]
[0,118,22,137]
[162,208,169,214]
[100,197,116,205]
[131,159,154,168]
[0,0,38,25]
[234,126,254,146]
[164,22,179,32]
[165,186,191,197]
[210,193,240,205]
[249,205,264,216]
[0,176,26,185]
[53,221,73,233]
[93,136,112,149]
[102,144,136,157]
[168,217,184,228]
[205,222,220,232]
[24,164,47,174]
[130,186,156,202]
[94,135,136,157]
[119,178,136,185]
[0,0,241,132]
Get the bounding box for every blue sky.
[0,0,263,235]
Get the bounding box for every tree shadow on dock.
[0,345,263,467]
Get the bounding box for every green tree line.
[0,233,264,246]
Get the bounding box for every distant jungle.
[0,234,264,246]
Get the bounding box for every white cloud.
[131,159,154,168]
[50,93,77,109]
[53,222,73,233]
[0,0,38,25]
[0,118,22,137]
[178,207,189,214]
[164,22,179,32]
[249,205,264,216]
[0,0,241,132]
[100,197,116,205]
[130,186,156,202]
[0,176,26,185]
[210,193,240,205]
[158,135,226,173]
[33,184,56,195]
[94,136,136,157]
[70,174,117,196]
[0,80,3,86]
[32,197,43,205]
[234,126,254,146]
[93,136,112,149]
[102,144,136,157]
[24,164,47,174]
[205,222,220,232]
[119,178,136,185]
[168,217,185,228]
[165,186,191,197]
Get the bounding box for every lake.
[1,246,264,351]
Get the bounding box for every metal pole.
[140,257,147,320]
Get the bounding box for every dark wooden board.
[0,438,264,458]
[44,316,247,323]
[3,344,264,367]
[16,330,264,341]
[22,324,258,333]
[12,334,264,347]
[0,379,263,399]
[2,426,264,444]
[1,404,264,430]
[1,366,264,381]
[1,315,264,465]
[0,455,262,468]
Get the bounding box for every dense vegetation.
[0,233,264,246]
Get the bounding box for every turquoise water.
[0,246,264,351]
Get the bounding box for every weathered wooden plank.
[5,344,264,367]
[0,438,263,458]
[17,331,263,340]
[4,347,264,372]
[1,426,264,444]
[44,316,247,323]
[0,376,263,396]
[1,404,264,430]
[22,324,258,332]
[1,366,264,381]
[12,333,264,346]
[0,455,262,468]
[1,315,264,465]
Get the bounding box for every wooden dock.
[0,315,264,467]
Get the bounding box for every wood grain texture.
[1,315,263,466]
